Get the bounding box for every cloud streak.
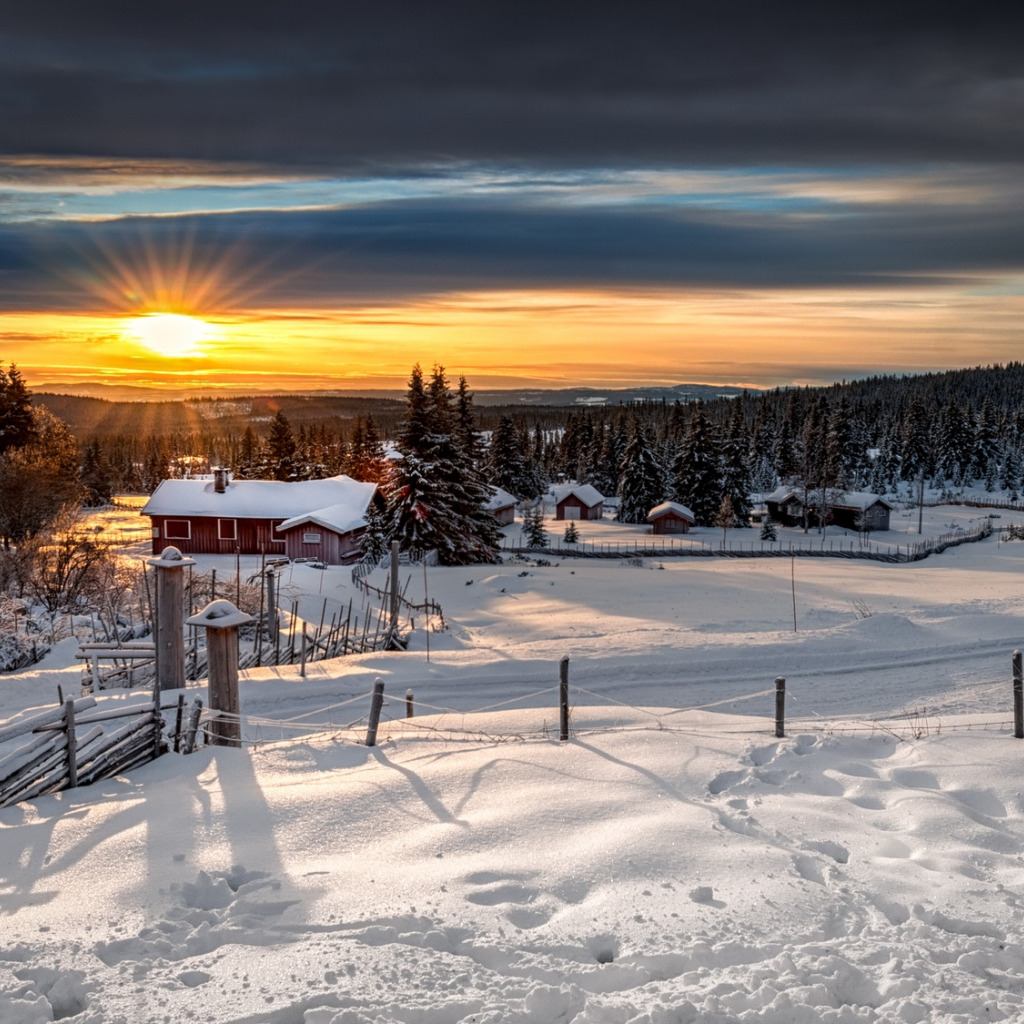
[3,5,1023,168]
[2,5,1023,388]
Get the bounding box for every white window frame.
[217,518,237,541]
[165,519,191,540]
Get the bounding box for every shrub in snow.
[0,631,48,672]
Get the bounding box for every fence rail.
[502,522,992,564]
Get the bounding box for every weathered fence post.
[366,678,385,746]
[559,655,570,741]
[390,539,400,635]
[172,693,185,753]
[405,688,415,718]
[1014,650,1023,739]
[775,677,786,738]
[148,546,196,701]
[64,698,78,788]
[181,698,204,754]
[186,600,253,748]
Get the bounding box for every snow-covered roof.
[275,498,375,535]
[141,475,377,531]
[484,486,518,511]
[647,501,696,522]
[834,491,895,512]
[764,487,893,512]
[551,483,605,508]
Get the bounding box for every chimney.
[213,468,229,494]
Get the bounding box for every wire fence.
[501,521,993,564]
[181,663,1024,754]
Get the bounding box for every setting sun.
[122,313,214,359]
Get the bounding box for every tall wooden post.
[390,539,400,635]
[186,600,254,748]
[775,677,786,738]
[148,546,196,702]
[559,655,570,741]
[265,567,279,637]
[366,678,385,747]
[1014,650,1023,739]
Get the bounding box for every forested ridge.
[29,362,1024,523]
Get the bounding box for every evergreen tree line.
[67,361,1024,538]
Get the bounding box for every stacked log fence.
[0,694,192,808]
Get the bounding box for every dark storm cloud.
[2,3,1023,167]
[6,192,1024,312]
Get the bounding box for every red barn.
[552,484,605,521]
[141,472,377,564]
[646,501,696,534]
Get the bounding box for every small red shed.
[485,486,518,526]
[552,484,605,521]
[646,501,696,534]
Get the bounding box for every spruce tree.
[388,365,500,564]
[0,364,37,457]
[522,504,548,549]
[267,411,297,480]
[358,501,390,563]
[488,415,530,497]
[616,416,663,524]
[672,403,721,526]
[720,402,753,527]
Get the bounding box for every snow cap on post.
[147,545,196,568]
[186,599,254,630]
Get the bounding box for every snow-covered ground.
[4,500,1024,1022]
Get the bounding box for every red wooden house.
[142,472,378,564]
[552,484,606,521]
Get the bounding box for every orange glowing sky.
[3,5,1023,395]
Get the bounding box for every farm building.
[141,471,378,564]
[764,487,894,532]
[552,483,606,521]
[485,487,518,526]
[646,501,696,534]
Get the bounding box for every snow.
[142,475,377,523]
[4,501,1024,1022]
[647,501,696,522]
[552,483,606,508]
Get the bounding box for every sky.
[2,3,1024,393]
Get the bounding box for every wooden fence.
[0,694,191,808]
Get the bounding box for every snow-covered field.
[4,501,1024,1022]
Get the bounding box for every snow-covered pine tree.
[720,402,753,527]
[267,410,298,481]
[388,365,500,565]
[563,520,579,543]
[616,416,663,523]
[488,415,530,498]
[358,501,390,563]
[671,403,721,526]
[522,503,548,549]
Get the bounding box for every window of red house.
[165,520,191,540]
[218,518,237,541]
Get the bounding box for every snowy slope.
[3,505,1024,1022]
